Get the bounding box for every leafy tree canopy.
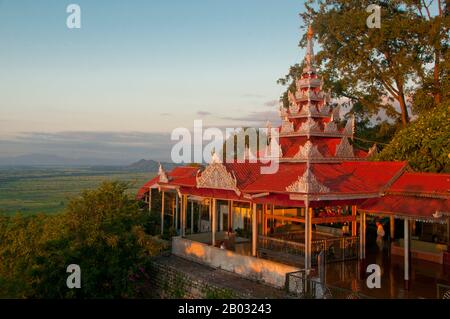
[280,0,449,127]
[0,181,167,298]
[376,100,450,173]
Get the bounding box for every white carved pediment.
[290,102,300,114]
[158,163,169,183]
[263,138,283,159]
[300,102,320,116]
[196,163,240,195]
[280,118,294,134]
[293,140,323,159]
[279,103,288,117]
[343,116,355,136]
[320,103,330,115]
[335,137,354,158]
[367,144,378,157]
[324,120,338,133]
[331,105,340,121]
[286,166,330,193]
[298,117,321,134]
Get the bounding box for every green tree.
[280,0,449,127]
[376,101,450,172]
[0,181,167,298]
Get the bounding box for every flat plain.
[0,167,154,215]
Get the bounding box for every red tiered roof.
[359,172,450,221]
[136,26,449,222]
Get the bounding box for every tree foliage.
[0,181,167,298]
[280,0,449,127]
[376,101,450,173]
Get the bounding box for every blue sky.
[0,0,307,161]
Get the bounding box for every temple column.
[190,200,194,234]
[148,188,152,212]
[175,194,179,232]
[252,203,257,257]
[160,191,165,236]
[228,200,233,232]
[390,216,395,240]
[211,198,217,246]
[263,204,267,236]
[180,195,187,237]
[304,201,312,269]
[404,218,411,290]
[351,205,357,236]
[447,217,450,247]
[198,202,202,232]
[359,212,366,259]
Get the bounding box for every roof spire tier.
[304,25,316,74]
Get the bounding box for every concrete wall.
[172,236,300,288]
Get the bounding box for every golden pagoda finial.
[307,24,314,40]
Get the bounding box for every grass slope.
[0,167,155,215]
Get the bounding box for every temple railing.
[311,236,360,263]
[286,273,371,299]
[258,235,359,265]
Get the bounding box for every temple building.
[138,26,450,296]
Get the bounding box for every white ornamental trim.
[286,166,330,194]
[196,162,241,195]
[367,144,378,157]
[158,163,169,183]
[324,120,338,133]
[298,117,321,134]
[335,137,354,158]
[293,140,323,159]
[280,118,294,134]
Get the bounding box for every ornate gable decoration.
[335,137,354,158]
[279,102,288,117]
[324,120,338,133]
[158,163,169,183]
[320,103,330,116]
[298,117,321,135]
[264,138,283,159]
[343,115,355,136]
[331,105,340,121]
[288,91,299,114]
[280,117,294,134]
[286,166,330,194]
[300,102,320,116]
[196,161,240,195]
[293,140,323,159]
[367,144,378,157]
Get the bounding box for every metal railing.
[437,283,450,299]
[258,235,306,256]
[312,236,359,263]
[286,272,370,299]
[258,235,359,265]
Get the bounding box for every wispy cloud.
[264,100,279,107]
[0,131,175,163]
[219,110,279,124]
[197,110,212,116]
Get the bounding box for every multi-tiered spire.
[276,25,368,163]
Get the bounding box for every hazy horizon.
[0,0,308,161]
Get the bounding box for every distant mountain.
[125,159,179,172]
[0,153,129,167]
[0,154,181,171]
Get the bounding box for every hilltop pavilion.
[138,26,450,292]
